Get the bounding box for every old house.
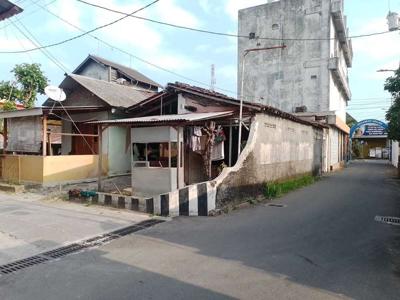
[0,55,160,185]
[92,82,327,216]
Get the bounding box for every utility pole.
[238,45,286,156]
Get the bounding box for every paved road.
[0,193,149,264]
[0,161,399,299]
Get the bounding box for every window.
[132,143,171,168]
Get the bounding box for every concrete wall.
[78,60,109,81]
[213,113,323,207]
[392,141,399,167]
[1,155,108,185]
[238,0,349,123]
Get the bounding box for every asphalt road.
[0,193,149,264]
[0,161,399,299]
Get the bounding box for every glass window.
[148,143,169,167]
[170,142,178,167]
[132,143,146,161]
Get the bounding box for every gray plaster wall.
[215,113,324,207]
[238,0,348,121]
[77,60,109,81]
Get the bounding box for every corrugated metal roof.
[0,108,43,118]
[61,74,156,108]
[74,55,162,88]
[90,111,234,125]
[0,0,22,21]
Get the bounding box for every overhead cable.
[11,18,69,73]
[0,0,160,54]
[77,0,399,42]
[0,0,58,31]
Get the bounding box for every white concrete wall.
[214,113,324,206]
[238,0,331,113]
[238,0,350,123]
[392,141,399,167]
[329,127,339,167]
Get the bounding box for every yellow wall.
[1,155,108,185]
[43,155,108,184]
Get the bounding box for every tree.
[0,63,48,110]
[385,68,400,141]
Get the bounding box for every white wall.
[392,141,399,167]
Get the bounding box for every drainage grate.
[267,203,286,208]
[0,255,49,275]
[0,218,165,276]
[375,216,400,226]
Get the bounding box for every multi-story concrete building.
[238,0,352,171]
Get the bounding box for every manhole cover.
[375,216,400,226]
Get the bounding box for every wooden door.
[72,123,98,155]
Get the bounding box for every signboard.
[350,119,388,138]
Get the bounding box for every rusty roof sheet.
[127,82,326,129]
[90,111,234,125]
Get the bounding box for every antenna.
[44,85,66,102]
[210,64,216,91]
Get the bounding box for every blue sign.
[350,119,388,138]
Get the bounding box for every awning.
[90,111,234,125]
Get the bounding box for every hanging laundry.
[211,140,224,161]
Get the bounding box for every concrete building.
[238,0,352,170]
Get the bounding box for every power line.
[28,0,245,98]
[0,0,160,54]
[11,18,69,73]
[77,0,399,42]
[0,0,58,31]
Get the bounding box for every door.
[72,123,98,155]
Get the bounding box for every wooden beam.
[48,132,99,137]
[228,123,233,167]
[42,115,47,156]
[177,126,181,189]
[97,124,103,192]
[3,118,8,153]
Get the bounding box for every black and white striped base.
[95,182,216,216]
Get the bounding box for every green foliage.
[264,175,315,198]
[0,63,48,109]
[2,101,16,111]
[385,68,400,141]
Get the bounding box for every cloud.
[146,53,202,72]
[224,0,276,20]
[42,0,81,33]
[352,18,400,60]
[217,64,237,81]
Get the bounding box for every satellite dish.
[45,85,66,102]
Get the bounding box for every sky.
[0,0,399,123]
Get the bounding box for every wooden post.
[47,133,52,156]
[228,123,233,167]
[42,115,47,156]
[97,124,103,192]
[177,126,180,189]
[3,118,7,153]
